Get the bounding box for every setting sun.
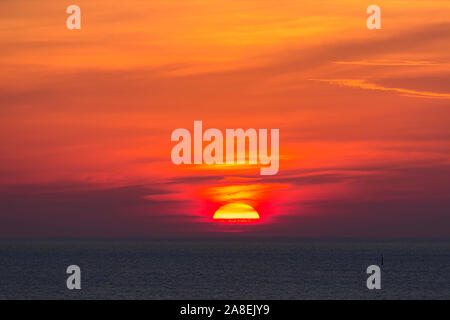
[213,203,260,222]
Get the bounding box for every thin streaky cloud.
[334,60,441,66]
[311,79,450,99]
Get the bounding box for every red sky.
[1,0,450,237]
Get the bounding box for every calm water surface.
[0,239,449,299]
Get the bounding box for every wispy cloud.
[311,78,450,99]
[334,60,440,66]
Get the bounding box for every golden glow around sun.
[213,203,260,221]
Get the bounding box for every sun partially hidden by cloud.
[213,203,260,222]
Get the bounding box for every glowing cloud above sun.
[213,203,260,222]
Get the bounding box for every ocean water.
[0,239,449,300]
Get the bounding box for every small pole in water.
[381,254,384,266]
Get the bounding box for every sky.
[1,0,449,237]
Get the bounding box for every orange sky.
[1,0,450,237]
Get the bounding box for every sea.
[0,239,449,300]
